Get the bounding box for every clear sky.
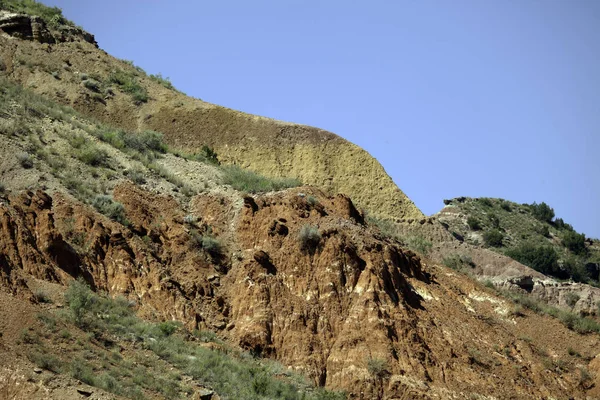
[44,0,600,238]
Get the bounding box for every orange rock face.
[0,187,597,399]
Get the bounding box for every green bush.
[562,231,587,255]
[149,73,175,90]
[299,225,321,251]
[443,254,475,270]
[201,235,223,257]
[17,152,34,168]
[188,145,220,165]
[479,198,493,207]
[221,165,301,193]
[530,202,555,223]
[367,358,388,379]
[554,218,574,232]
[405,235,433,256]
[123,130,167,154]
[108,69,148,104]
[483,229,504,247]
[77,143,109,167]
[488,213,500,228]
[506,243,562,278]
[467,216,481,230]
[92,195,128,225]
[500,201,511,211]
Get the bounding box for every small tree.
[562,231,587,255]
[531,202,554,223]
[483,229,504,247]
[467,216,481,231]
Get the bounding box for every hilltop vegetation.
[440,197,599,284]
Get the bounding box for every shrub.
[92,195,127,225]
[562,231,587,255]
[17,152,33,168]
[123,130,167,154]
[27,352,62,373]
[467,216,481,230]
[64,279,96,327]
[108,69,148,104]
[488,213,500,228]
[530,202,555,223]
[299,225,321,251]
[149,73,175,90]
[506,243,562,278]
[201,235,223,257]
[367,358,388,379]
[221,165,301,193]
[479,198,493,207]
[158,321,180,337]
[554,218,574,232]
[125,167,146,184]
[33,289,51,303]
[562,256,589,283]
[443,254,475,270]
[77,143,109,167]
[500,201,511,211]
[189,145,220,165]
[483,229,504,247]
[0,183,5,193]
[565,293,580,309]
[83,79,101,92]
[405,235,433,256]
[537,224,550,238]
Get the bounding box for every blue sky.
[45,0,599,238]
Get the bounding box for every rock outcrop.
[0,10,96,46]
[1,187,597,399]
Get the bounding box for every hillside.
[1,2,600,399]
[0,4,423,222]
[437,197,600,284]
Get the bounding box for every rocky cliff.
[1,187,598,399]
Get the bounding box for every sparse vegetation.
[108,69,148,104]
[76,142,109,167]
[17,152,33,169]
[60,280,345,399]
[505,243,562,278]
[299,224,321,252]
[499,289,600,334]
[366,358,388,379]
[405,235,433,256]
[149,73,176,90]
[483,229,504,247]
[562,231,587,255]
[467,216,481,230]
[443,253,475,270]
[186,145,220,165]
[530,202,555,223]
[221,165,301,193]
[92,195,128,225]
[33,288,51,303]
